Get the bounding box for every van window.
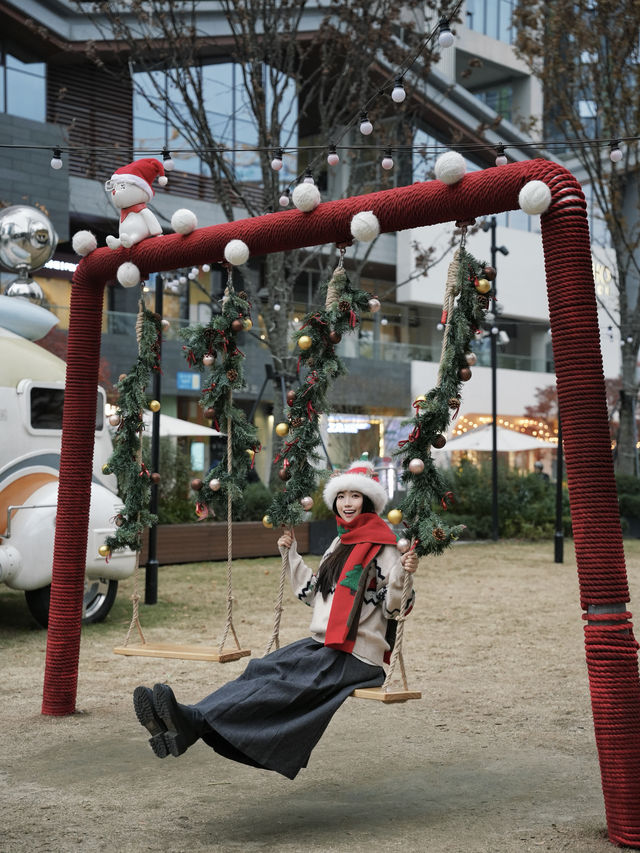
[29,387,104,431]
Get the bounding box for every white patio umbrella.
[141,410,224,438]
[435,423,556,452]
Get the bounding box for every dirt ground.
[2,538,639,853]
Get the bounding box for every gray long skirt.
[193,637,384,779]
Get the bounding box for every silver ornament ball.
[300,496,314,511]
[396,537,411,554]
[408,458,425,475]
[208,478,221,492]
[0,205,58,274]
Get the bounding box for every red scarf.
[120,202,147,222]
[324,512,396,654]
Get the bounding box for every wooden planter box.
[139,520,311,565]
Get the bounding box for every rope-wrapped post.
[43,160,640,846]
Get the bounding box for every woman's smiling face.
[335,490,364,522]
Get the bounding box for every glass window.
[133,61,298,182]
[467,0,517,45]
[2,51,45,121]
[29,387,104,431]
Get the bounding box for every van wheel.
[24,578,118,628]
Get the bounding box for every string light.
[391,76,406,103]
[270,148,284,171]
[303,168,315,184]
[50,147,63,170]
[381,148,394,170]
[327,144,340,166]
[162,146,175,171]
[279,188,291,207]
[438,18,455,48]
[359,112,373,135]
[495,144,508,166]
[609,140,623,162]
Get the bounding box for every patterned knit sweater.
[283,536,415,667]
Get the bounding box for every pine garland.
[178,281,260,517]
[266,264,374,528]
[396,246,488,556]
[104,302,162,553]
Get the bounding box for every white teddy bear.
[105,157,167,250]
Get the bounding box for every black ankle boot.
[152,683,200,758]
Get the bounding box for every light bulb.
[273,303,281,311]
[162,147,175,171]
[438,19,454,48]
[327,145,339,166]
[202,264,210,272]
[610,143,623,163]
[303,169,315,184]
[381,150,394,170]
[279,189,291,207]
[271,149,284,171]
[50,148,63,170]
[359,112,373,135]
[391,78,406,103]
[495,146,508,166]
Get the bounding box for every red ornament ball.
[483,265,497,281]
[231,318,243,333]
[278,467,292,482]
[204,407,215,419]
[151,472,161,484]
[459,366,472,381]
[190,478,203,491]
[432,434,447,449]
[286,390,296,405]
[329,330,342,345]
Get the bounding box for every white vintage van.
[0,295,136,626]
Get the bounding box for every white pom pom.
[157,175,168,187]
[224,239,250,266]
[171,208,198,234]
[350,211,380,242]
[292,182,321,212]
[518,180,552,215]
[71,230,98,257]
[434,151,466,185]
[117,262,141,288]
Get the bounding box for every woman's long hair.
[316,494,375,599]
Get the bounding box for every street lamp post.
[145,272,162,605]
[481,217,509,541]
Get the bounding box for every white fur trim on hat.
[323,459,388,514]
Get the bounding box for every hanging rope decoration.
[265,256,376,528]
[102,299,162,555]
[395,243,489,556]
[179,271,261,516]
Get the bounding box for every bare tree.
[77,0,444,480]
[513,0,640,475]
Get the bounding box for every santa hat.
[109,158,168,201]
[323,456,388,515]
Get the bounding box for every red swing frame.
[42,159,640,848]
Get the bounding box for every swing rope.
[217,392,244,655]
[264,528,290,655]
[438,247,461,381]
[381,543,416,691]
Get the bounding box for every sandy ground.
[2,538,639,853]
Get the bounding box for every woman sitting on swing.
[133,459,418,779]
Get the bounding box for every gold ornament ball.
[298,335,312,351]
[102,463,111,475]
[387,508,403,525]
[476,278,491,294]
[243,317,253,331]
[203,354,215,367]
[413,395,426,407]
[247,448,255,459]
[275,422,290,437]
[149,399,161,412]
[98,544,111,558]
[262,515,273,529]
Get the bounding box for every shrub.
[438,458,572,540]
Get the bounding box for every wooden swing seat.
[113,642,251,662]
[351,687,422,703]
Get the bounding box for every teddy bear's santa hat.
[109,157,168,201]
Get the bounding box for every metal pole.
[554,417,564,563]
[489,217,499,541]
[145,273,161,604]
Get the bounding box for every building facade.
[0,1,619,486]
